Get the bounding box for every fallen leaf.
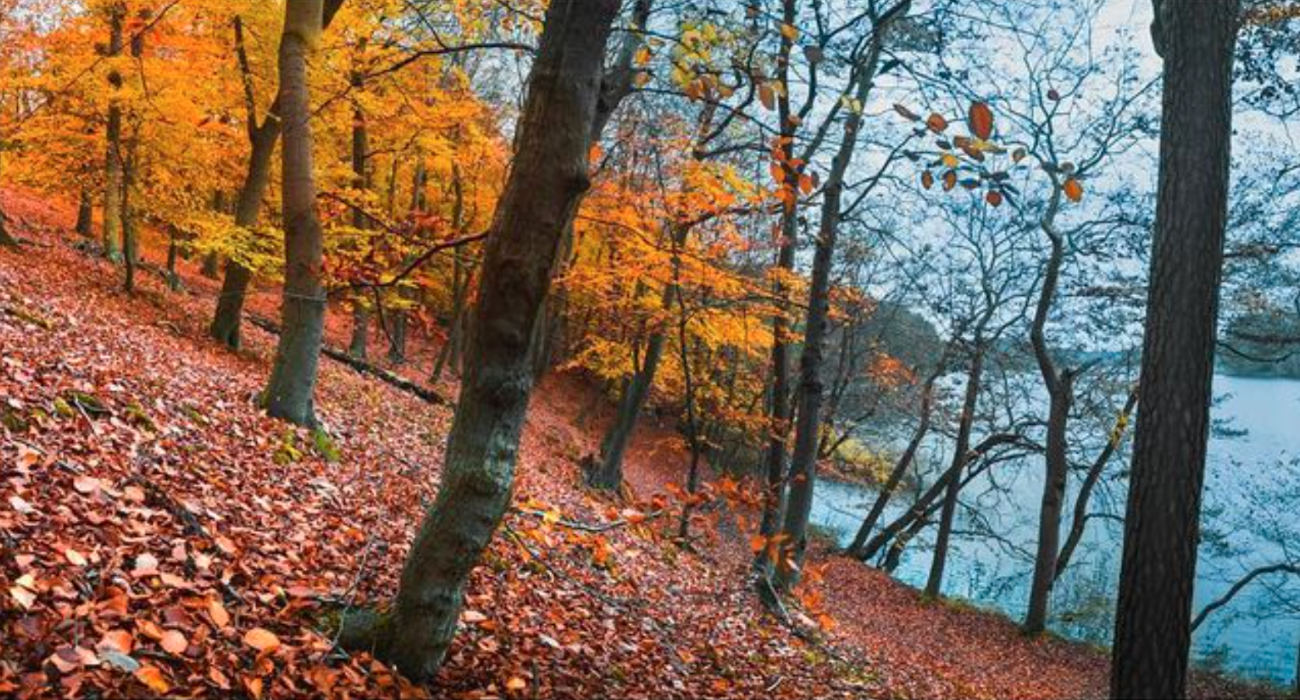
[243,627,280,652]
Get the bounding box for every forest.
[1,0,1299,698]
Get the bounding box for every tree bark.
[1111,2,1238,697]
[377,1,619,680]
[210,3,342,349]
[528,0,652,380]
[262,0,328,426]
[101,2,125,262]
[755,0,802,574]
[924,345,983,598]
[775,4,903,587]
[121,28,144,294]
[76,186,94,238]
[1055,388,1138,580]
[1024,186,1068,634]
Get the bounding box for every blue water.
[810,374,1300,687]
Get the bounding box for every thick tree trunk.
[527,0,651,381]
[1110,2,1238,697]
[847,372,938,557]
[101,3,125,262]
[262,0,328,427]
[924,347,983,598]
[377,1,618,680]
[75,186,94,238]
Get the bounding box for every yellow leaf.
[779,23,799,40]
[506,676,527,692]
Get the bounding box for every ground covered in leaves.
[0,187,1277,699]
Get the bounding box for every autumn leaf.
[134,665,171,694]
[160,629,188,655]
[968,101,994,140]
[1063,178,1084,202]
[506,676,528,693]
[926,113,948,133]
[986,190,1004,207]
[758,83,775,111]
[208,598,230,629]
[921,171,934,190]
[942,170,957,191]
[73,475,102,494]
[243,627,280,653]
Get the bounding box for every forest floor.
[0,187,1276,699]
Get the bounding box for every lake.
[809,373,1300,687]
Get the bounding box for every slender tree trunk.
[1055,388,1138,580]
[1025,189,1068,633]
[589,224,686,490]
[200,191,224,278]
[1025,371,1072,631]
[101,2,125,262]
[1111,2,1238,697]
[76,186,94,238]
[775,11,900,586]
[755,0,802,573]
[924,346,983,598]
[848,372,938,557]
[121,28,143,294]
[262,0,328,427]
[376,2,619,680]
[348,65,371,362]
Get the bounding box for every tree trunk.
[210,4,341,349]
[924,346,983,598]
[527,0,651,381]
[755,0,802,574]
[590,223,687,490]
[1055,388,1138,580]
[210,98,279,346]
[121,30,143,294]
[1025,371,1072,632]
[377,1,618,680]
[350,307,369,360]
[101,2,125,262]
[775,11,898,587]
[1111,2,1238,697]
[1024,188,1067,634]
[76,186,94,238]
[847,371,938,557]
[262,0,328,427]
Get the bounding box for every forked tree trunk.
[101,2,125,262]
[262,0,328,427]
[775,4,904,587]
[375,2,619,679]
[1110,1,1238,697]
[210,2,342,349]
